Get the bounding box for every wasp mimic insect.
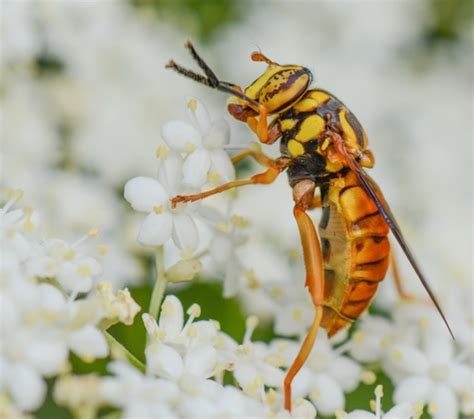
[166,41,454,412]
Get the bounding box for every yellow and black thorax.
[274,88,372,187]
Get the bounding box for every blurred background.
[1,0,473,416]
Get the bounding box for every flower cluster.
[0,190,140,412]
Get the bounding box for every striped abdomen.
[319,172,390,336]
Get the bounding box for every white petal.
[291,398,317,419]
[428,383,458,419]
[309,374,344,416]
[233,361,259,389]
[25,339,68,376]
[209,149,235,183]
[202,119,230,148]
[68,326,108,359]
[182,148,211,188]
[8,364,46,411]
[388,344,429,375]
[185,344,217,378]
[185,97,211,133]
[346,410,376,419]
[384,403,415,419]
[394,376,431,404]
[138,211,173,247]
[124,177,168,212]
[157,150,183,196]
[327,356,362,392]
[172,213,198,251]
[259,361,285,388]
[161,120,201,152]
[145,342,184,380]
[158,295,184,340]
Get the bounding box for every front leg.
[171,159,289,208]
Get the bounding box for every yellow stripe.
[295,114,325,142]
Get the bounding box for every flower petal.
[172,213,198,251]
[161,120,201,152]
[68,326,108,359]
[124,177,168,212]
[309,374,344,416]
[202,119,230,148]
[209,149,235,183]
[138,211,173,247]
[384,402,415,419]
[158,295,184,340]
[394,376,431,404]
[157,149,183,196]
[185,344,217,378]
[145,342,184,380]
[327,356,362,392]
[186,97,211,133]
[182,148,211,188]
[428,383,458,419]
[8,363,46,411]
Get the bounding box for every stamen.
[155,145,169,160]
[71,227,100,249]
[243,315,259,343]
[374,384,383,417]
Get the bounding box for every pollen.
[352,330,366,343]
[245,270,260,289]
[369,399,377,412]
[310,389,320,401]
[391,350,403,362]
[78,265,92,277]
[155,145,168,160]
[428,401,438,414]
[153,205,163,214]
[87,227,100,237]
[64,249,76,261]
[179,247,193,260]
[292,308,303,321]
[217,221,231,234]
[161,300,175,316]
[187,98,197,111]
[361,370,376,384]
[246,315,259,330]
[187,303,201,318]
[96,245,109,256]
[374,384,383,398]
[270,286,283,297]
[419,317,429,328]
[231,214,250,227]
[207,171,221,183]
[185,142,196,153]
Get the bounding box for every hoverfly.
[166,41,453,411]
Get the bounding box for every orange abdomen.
[319,172,390,336]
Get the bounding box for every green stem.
[149,246,167,319]
[104,331,145,373]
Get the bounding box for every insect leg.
[284,180,325,411]
[230,146,276,167]
[170,160,288,208]
[390,250,414,300]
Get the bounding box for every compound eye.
[259,67,312,113]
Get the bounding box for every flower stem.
[104,331,145,372]
[149,246,167,320]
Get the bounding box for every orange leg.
[390,250,414,300]
[284,180,325,411]
[230,147,276,167]
[171,164,286,208]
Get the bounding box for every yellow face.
[244,53,312,114]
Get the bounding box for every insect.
[166,41,453,411]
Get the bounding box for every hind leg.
[284,180,325,411]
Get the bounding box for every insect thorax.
[276,88,369,188]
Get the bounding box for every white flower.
[390,336,471,418]
[100,361,179,419]
[142,296,219,383]
[124,154,201,250]
[27,233,102,294]
[340,385,420,419]
[271,330,361,416]
[161,97,235,188]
